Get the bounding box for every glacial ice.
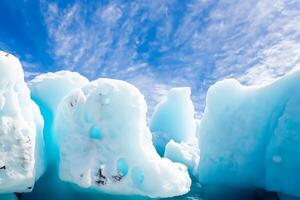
[28,71,95,200]
[164,140,199,176]
[29,71,88,165]
[3,49,300,199]
[0,51,45,193]
[29,71,89,112]
[53,79,191,198]
[150,87,199,179]
[198,69,300,197]
[150,88,197,156]
[27,70,191,198]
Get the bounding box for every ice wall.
[150,88,197,155]
[29,71,88,165]
[54,79,191,198]
[27,71,89,200]
[0,51,45,193]
[198,69,300,197]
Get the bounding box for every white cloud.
[24,71,41,80]
[198,0,300,84]
[100,4,123,23]
[40,0,300,115]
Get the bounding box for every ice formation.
[53,79,191,198]
[28,71,191,198]
[164,140,199,176]
[0,51,45,193]
[4,49,300,199]
[29,71,89,112]
[150,87,197,155]
[198,69,300,197]
[29,71,88,165]
[27,71,91,200]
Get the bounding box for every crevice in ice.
[263,97,289,184]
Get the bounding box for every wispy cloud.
[24,71,41,80]
[40,0,300,115]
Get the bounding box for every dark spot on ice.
[80,174,84,178]
[5,53,9,57]
[15,193,22,200]
[112,173,124,182]
[27,186,32,190]
[69,98,78,108]
[95,179,106,185]
[95,168,107,186]
[0,165,6,170]
[26,136,31,143]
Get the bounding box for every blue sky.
[1,0,299,114]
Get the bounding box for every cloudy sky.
[0,0,299,115]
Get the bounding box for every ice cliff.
[29,71,88,166]
[198,69,300,197]
[0,51,44,193]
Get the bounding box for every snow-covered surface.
[164,140,199,176]
[198,69,300,197]
[0,51,45,193]
[150,87,197,155]
[54,79,191,198]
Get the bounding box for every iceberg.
[27,71,91,200]
[150,88,197,156]
[4,50,300,199]
[164,140,199,176]
[29,71,89,113]
[198,69,300,197]
[150,87,199,179]
[29,71,88,165]
[53,78,191,198]
[0,51,45,193]
[28,70,191,198]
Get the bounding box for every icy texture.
[53,79,191,198]
[164,140,199,176]
[0,51,44,193]
[29,71,88,164]
[29,71,89,112]
[150,88,197,155]
[198,69,300,197]
[28,71,90,200]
